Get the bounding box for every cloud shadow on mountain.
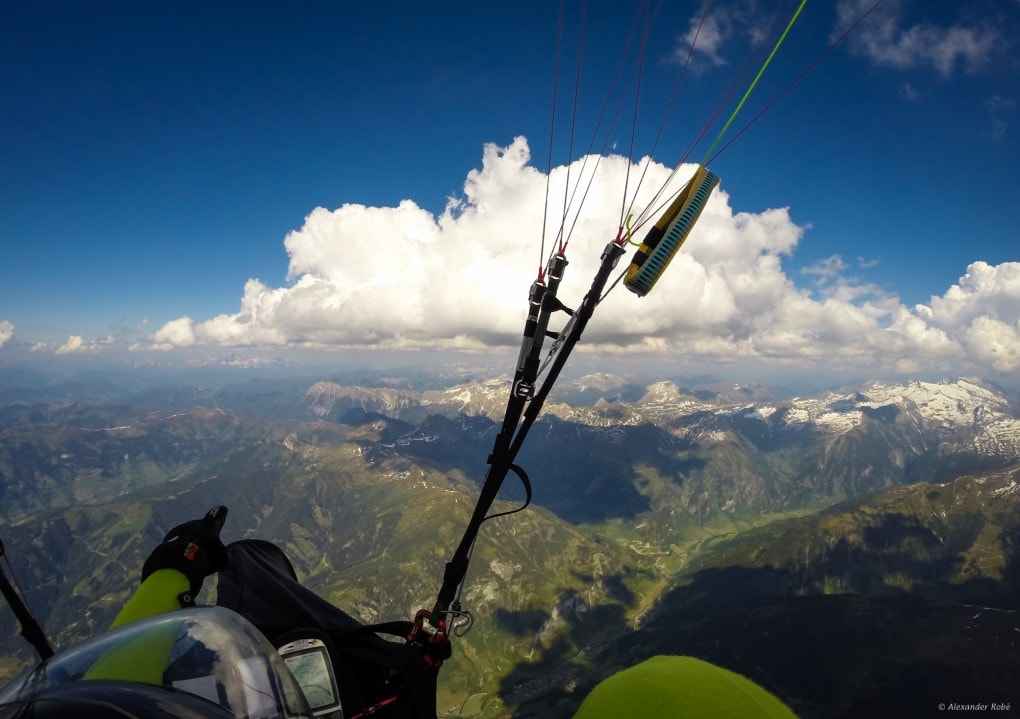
[499,555,1020,719]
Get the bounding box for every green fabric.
[573,656,798,719]
[81,619,178,685]
[110,568,190,628]
[81,569,190,685]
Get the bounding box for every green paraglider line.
[625,213,639,246]
[700,0,809,167]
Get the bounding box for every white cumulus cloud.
[673,1,768,70]
[0,320,13,347]
[55,334,113,355]
[915,261,1020,372]
[836,0,1000,76]
[146,137,1020,377]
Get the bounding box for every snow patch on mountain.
[858,378,1010,427]
[305,375,1019,461]
[570,373,631,393]
[770,378,1017,444]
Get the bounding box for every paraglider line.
[707,0,886,165]
[539,0,567,281]
[700,0,808,167]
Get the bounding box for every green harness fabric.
[81,569,191,685]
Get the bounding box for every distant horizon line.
[1,352,1016,400]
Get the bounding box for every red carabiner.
[407,609,451,668]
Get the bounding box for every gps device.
[276,637,343,717]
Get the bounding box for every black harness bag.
[216,540,444,719]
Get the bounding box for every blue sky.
[1,0,1018,386]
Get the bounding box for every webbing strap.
[432,240,626,623]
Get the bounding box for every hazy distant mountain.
[0,372,1017,717]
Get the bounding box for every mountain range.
[0,369,1017,717]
